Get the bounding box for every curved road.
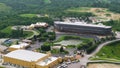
[89,39,120,57]
[79,39,120,67]
[11,26,39,39]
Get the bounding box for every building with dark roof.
[54,21,112,35]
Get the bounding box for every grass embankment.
[55,35,93,43]
[1,26,12,35]
[91,41,120,61]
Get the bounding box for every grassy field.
[0,3,12,12]
[1,26,12,34]
[66,7,120,20]
[20,14,37,18]
[23,31,34,38]
[91,41,120,61]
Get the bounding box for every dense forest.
[0,0,120,38]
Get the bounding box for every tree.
[41,45,51,51]
[60,46,64,52]
[49,35,55,41]
[33,35,37,41]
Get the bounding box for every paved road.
[27,41,43,51]
[89,39,120,57]
[78,39,120,67]
[67,39,120,68]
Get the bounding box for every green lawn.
[91,41,120,61]
[23,31,34,38]
[1,26,12,34]
[66,7,90,12]
[20,14,37,18]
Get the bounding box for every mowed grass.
[20,14,37,18]
[1,26,12,34]
[23,31,34,38]
[92,41,120,61]
[0,3,12,12]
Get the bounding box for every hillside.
[0,0,120,14]
[0,3,11,13]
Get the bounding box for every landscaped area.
[53,36,95,53]
[90,41,120,61]
[54,40,82,46]
[54,35,93,46]
[0,26,34,38]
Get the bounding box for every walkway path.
[25,30,39,39]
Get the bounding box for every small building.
[22,39,32,44]
[3,50,62,68]
[28,22,48,29]
[8,42,30,51]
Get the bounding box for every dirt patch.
[90,8,120,20]
[67,7,120,21]
[88,63,120,68]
